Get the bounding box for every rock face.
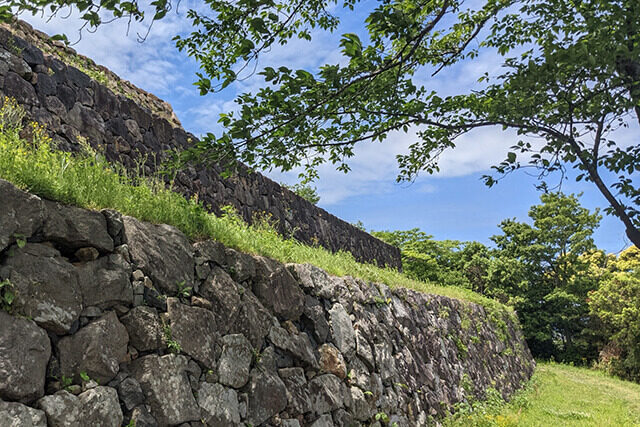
[122,216,194,295]
[130,354,200,426]
[58,311,129,384]
[0,179,44,253]
[0,179,535,426]
[0,312,51,403]
[0,243,82,334]
[0,19,402,270]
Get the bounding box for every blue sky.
[20,2,637,253]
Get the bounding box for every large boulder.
[329,303,356,359]
[309,374,346,415]
[166,298,218,369]
[0,312,50,402]
[230,290,273,349]
[253,257,304,321]
[268,325,318,369]
[122,216,194,295]
[58,311,128,384]
[0,179,45,253]
[76,253,132,308]
[278,367,312,416]
[199,266,242,334]
[130,354,200,426]
[218,334,253,389]
[78,386,123,427]
[120,306,165,352]
[42,199,113,253]
[37,391,83,427]
[0,401,47,426]
[197,383,241,426]
[246,367,288,426]
[0,243,82,334]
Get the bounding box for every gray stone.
[193,240,226,266]
[246,368,287,426]
[278,367,311,415]
[329,303,356,358]
[130,405,159,427]
[0,179,44,253]
[218,334,252,388]
[309,374,344,415]
[311,414,334,427]
[120,306,165,352]
[197,383,240,426]
[37,390,83,427]
[303,296,330,344]
[253,256,304,320]
[117,377,145,411]
[130,354,200,426]
[355,330,375,371]
[66,102,105,143]
[78,386,123,427]
[281,420,301,427]
[0,401,46,426]
[349,386,372,421]
[374,342,396,383]
[225,248,256,282]
[268,325,318,368]
[0,48,31,77]
[230,290,272,349]
[199,266,241,334]
[58,311,129,384]
[0,311,50,402]
[4,71,38,105]
[123,216,194,294]
[76,254,132,308]
[0,243,82,334]
[166,298,218,369]
[42,199,113,252]
[101,209,124,246]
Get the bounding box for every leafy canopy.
[4,0,640,245]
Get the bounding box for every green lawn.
[447,362,640,426]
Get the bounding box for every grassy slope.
[447,362,640,426]
[0,115,510,319]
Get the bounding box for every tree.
[4,0,640,245]
[489,192,602,361]
[587,246,640,381]
[372,228,491,290]
[280,182,320,204]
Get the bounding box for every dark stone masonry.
[0,179,535,426]
[0,19,402,270]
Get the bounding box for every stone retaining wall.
[0,19,402,270]
[0,179,535,426]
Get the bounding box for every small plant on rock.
[0,279,16,313]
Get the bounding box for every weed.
[162,323,181,354]
[176,280,192,299]
[374,412,390,423]
[0,279,16,313]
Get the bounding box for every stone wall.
[0,20,402,270]
[0,179,535,426]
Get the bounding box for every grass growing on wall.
[0,99,511,316]
[445,362,640,426]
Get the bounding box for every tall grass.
[0,98,510,315]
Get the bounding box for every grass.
[445,362,640,426]
[0,99,511,319]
